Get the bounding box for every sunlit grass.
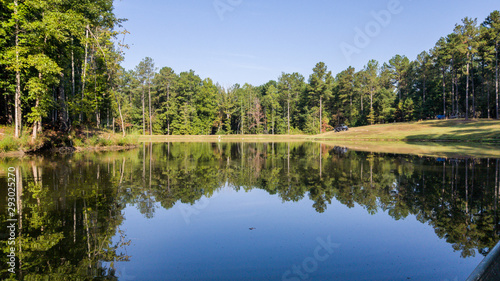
[312,119,500,142]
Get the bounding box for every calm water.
[1,142,500,280]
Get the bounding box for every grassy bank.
[0,125,138,155]
[311,119,500,142]
[137,119,500,143]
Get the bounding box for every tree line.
[1,4,499,137]
[100,10,500,135]
[0,0,126,138]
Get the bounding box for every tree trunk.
[496,41,499,119]
[14,0,21,138]
[471,65,475,118]
[451,70,455,115]
[272,108,274,135]
[32,98,40,140]
[398,77,402,100]
[361,92,364,114]
[71,39,75,99]
[32,74,42,140]
[422,73,426,120]
[370,88,374,125]
[167,83,170,135]
[148,81,152,135]
[80,26,89,122]
[466,54,470,121]
[287,95,290,135]
[442,67,446,117]
[59,73,68,131]
[112,84,126,137]
[94,60,100,128]
[484,61,489,119]
[423,75,426,104]
[142,89,146,135]
[319,96,322,134]
[455,71,459,115]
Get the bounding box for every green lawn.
[311,119,500,142]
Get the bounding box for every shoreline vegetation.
[1,119,500,158]
[0,125,138,157]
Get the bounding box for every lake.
[1,142,499,280]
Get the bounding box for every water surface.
[1,142,499,280]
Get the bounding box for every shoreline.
[2,120,499,158]
[2,138,500,159]
[0,144,139,158]
[138,135,500,144]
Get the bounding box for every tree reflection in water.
[1,142,499,279]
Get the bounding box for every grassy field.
[311,119,500,142]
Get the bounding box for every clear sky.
[113,0,500,87]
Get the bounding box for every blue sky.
[114,0,500,86]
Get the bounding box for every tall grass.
[0,132,34,152]
[0,135,17,152]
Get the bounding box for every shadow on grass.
[322,140,500,158]
[417,119,499,128]
[406,128,500,141]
